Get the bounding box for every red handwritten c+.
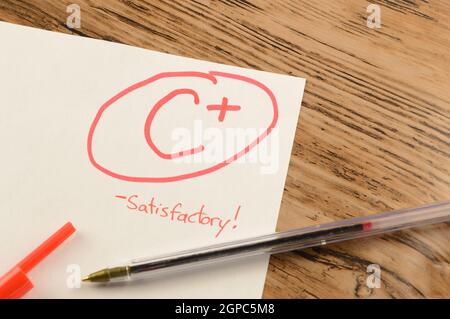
[87,71,279,183]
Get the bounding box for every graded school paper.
[0,21,306,298]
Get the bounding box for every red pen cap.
[0,222,76,299]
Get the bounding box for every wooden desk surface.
[1,0,448,298]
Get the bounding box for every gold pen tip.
[81,267,128,283]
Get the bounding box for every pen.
[82,201,450,283]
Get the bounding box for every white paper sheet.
[0,21,305,298]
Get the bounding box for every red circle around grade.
[87,71,279,183]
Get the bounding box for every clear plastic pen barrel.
[125,201,449,280]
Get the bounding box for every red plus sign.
[207,97,241,122]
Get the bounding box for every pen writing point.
[81,275,91,283]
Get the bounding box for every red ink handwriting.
[87,71,278,183]
[114,194,241,238]
[207,97,241,122]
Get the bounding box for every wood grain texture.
[0,0,448,298]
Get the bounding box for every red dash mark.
[87,71,278,183]
[207,97,241,122]
[115,195,127,200]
